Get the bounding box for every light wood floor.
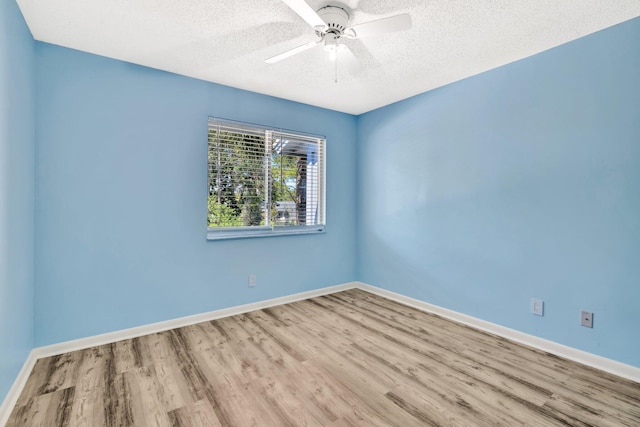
[6,289,640,426]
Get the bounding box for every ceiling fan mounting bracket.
[315,5,350,37]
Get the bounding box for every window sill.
[207,225,325,241]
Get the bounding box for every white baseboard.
[0,351,37,427]
[33,282,358,359]
[355,282,640,383]
[3,280,639,425]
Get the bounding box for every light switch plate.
[530,298,544,316]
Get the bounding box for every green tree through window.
[207,118,325,239]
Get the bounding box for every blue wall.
[0,0,35,403]
[357,18,640,367]
[34,44,357,346]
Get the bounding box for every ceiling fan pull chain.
[335,53,338,83]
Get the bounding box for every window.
[207,118,326,240]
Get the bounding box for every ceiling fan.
[266,0,412,69]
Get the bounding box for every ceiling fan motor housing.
[316,5,350,35]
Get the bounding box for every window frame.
[206,117,326,241]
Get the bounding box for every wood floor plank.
[6,387,75,427]
[15,351,82,408]
[243,310,322,360]
[297,362,394,427]
[167,399,223,427]
[125,365,174,427]
[66,347,107,427]
[7,289,640,426]
[253,367,336,426]
[140,332,199,413]
[181,327,295,426]
[115,337,153,374]
[549,373,640,426]
[306,357,430,427]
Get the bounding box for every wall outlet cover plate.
[580,310,593,328]
[530,298,544,316]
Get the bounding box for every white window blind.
[207,117,326,240]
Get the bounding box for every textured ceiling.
[16,0,640,114]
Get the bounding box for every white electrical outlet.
[248,274,256,287]
[580,310,593,328]
[530,298,544,316]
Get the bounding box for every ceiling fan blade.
[265,40,319,64]
[282,0,327,31]
[346,13,411,39]
[339,45,363,76]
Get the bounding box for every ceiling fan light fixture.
[323,34,339,60]
[323,35,338,51]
